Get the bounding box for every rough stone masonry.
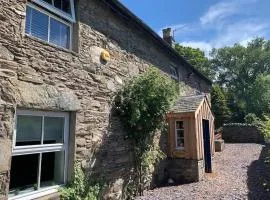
[0,0,211,199]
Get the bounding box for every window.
[170,66,179,80]
[9,110,69,199]
[175,121,184,150]
[32,0,75,22]
[25,4,71,49]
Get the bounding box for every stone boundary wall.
[223,124,264,143]
[154,158,204,186]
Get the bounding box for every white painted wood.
[9,186,59,200]
[11,110,69,198]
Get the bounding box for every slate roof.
[171,95,205,113]
[102,0,212,85]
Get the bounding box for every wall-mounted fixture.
[101,49,111,62]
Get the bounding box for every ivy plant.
[115,67,179,195]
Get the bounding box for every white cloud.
[200,1,237,25]
[200,0,257,26]
[180,20,269,57]
[213,21,268,48]
[180,41,213,56]
[158,0,267,56]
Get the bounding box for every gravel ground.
[136,144,270,200]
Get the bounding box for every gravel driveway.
[137,144,270,200]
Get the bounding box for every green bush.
[115,67,179,195]
[115,67,179,143]
[261,116,270,140]
[244,113,262,126]
[60,162,105,200]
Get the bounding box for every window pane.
[44,117,65,144]
[54,0,71,14]
[62,0,71,14]
[176,121,184,129]
[170,67,178,78]
[25,6,31,34]
[42,0,53,4]
[40,151,65,187]
[177,138,184,148]
[16,115,42,146]
[49,18,70,49]
[9,154,39,197]
[26,6,49,41]
[177,130,184,138]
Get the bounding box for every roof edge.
[102,0,212,85]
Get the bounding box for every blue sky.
[120,0,270,54]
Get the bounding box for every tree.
[210,38,270,121]
[211,85,231,128]
[174,44,213,79]
[248,74,270,117]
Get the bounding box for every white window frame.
[10,110,70,200]
[170,66,179,80]
[175,120,185,150]
[26,3,73,50]
[31,0,76,23]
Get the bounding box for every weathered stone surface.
[0,45,14,61]
[104,178,124,200]
[15,81,81,111]
[106,79,116,92]
[89,46,104,64]
[0,105,15,139]
[0,69,16,78]
[154,158,205,186]
[0,140,12,172]
[0,172,9,198]
[215,139,225,152]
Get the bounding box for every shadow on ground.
[248,144,270,200]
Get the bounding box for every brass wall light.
[101,49,111,62]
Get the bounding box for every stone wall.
[223,124,264,143]
[154,159,204,186]
[0,0,211,199]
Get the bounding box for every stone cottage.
[0,0,212,199]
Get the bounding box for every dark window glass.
[40,151,65,187]
[49,18,70,49]
[44,117,65,144]
[25,6,49,41]
[176,121,184,129]
[9,154,39,193]
[42,0,53,4]
[25,6,31,34]
[54,0,71,14]
[170,66,178,79]
[177,138,184,148]
[177,130,184,138]
[16,115,42,146]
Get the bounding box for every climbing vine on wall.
[115,67,180,196]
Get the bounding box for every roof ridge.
[102,0,212,85]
